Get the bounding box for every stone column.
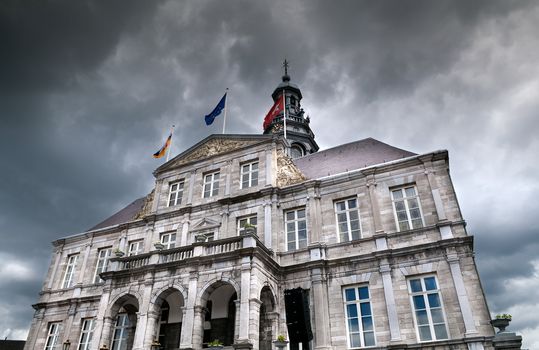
[47,248,63,290]
[133,281,154,350]
[307,185,322,243]
[62,303,78,344]
[180,215,190,246]
[220,208,230,240]
[265,147,273,186]
[77,243,92,285]
[91,284,112,349]
[99,316,115,349]
[24,308,45,350]
[365,175,384,234]
[238,257,252,340]
[420,156,453,239]
[225,160,233,196]
[379,262,401,342]
[311,268,331,350]
[187,170,196,205]
[143,311,161,348]
[446,252,477,335]
[234,300,241,342]
[192,305,206,350]
[263,201,272,249]
[180,271,199,349]
[249,298,263,350]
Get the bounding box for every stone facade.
[25,132,497,350]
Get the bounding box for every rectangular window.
[285,208,307,251]
[111,313,130,350]
[78,318,95,350]
[161,232,176,249]
[62,254,79,289]
[168,181,184,207]
[391,185,424,231]
[128,240,144,256]
[335,198,361,242]
[93,248,112,284]
[44,322,61,350]
[408,276,449,342]
[343,286,376,348]
[240,161,259,189]
[237,215,257,235]
[203,171,220,198]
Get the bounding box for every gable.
[155,134,273,174]
[190,217,221,232]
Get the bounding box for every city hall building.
[25,72,498,350]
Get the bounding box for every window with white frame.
[77,318,95,350]
[391,185,424,231]
[168,180,184,207]
[237,215,257,235]
[285,208,307,251]
[335,198,361,242]
[128,240,144,256]
[62,254,79,289]
[111,313,130,350]
[343,286,376,348]
[160,232,176,249]
[44,322,61,350]
[240,161,259,189]
[203,171,220,198]
[93,248,112,284]
[408,276,448,342]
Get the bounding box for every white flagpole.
[222,88,229,134]
[166,125,175,162]
[282,89,287,139]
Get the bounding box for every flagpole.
[166,125,175,162]
[222,88,229,134]
[282,89,287,139]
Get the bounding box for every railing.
[111,233,263,273]
[205,237,242,255]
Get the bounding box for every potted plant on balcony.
[113,248,125,258]
[208,339,223,350]
[242,223,257,235]
[273,335,289,350]
[491,314,512,333]
[154,241,165,250]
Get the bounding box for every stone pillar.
[366,175,384,234]
[265,147,273,186]
[492,333,522,350]
[180,215,190,247]
[234,300,241,342]
[238,257,252,340]
[62,303,78,344]
[143,311,161,348]
[100,316,115,349]
[263,201,272,249]
[192,305,206,350]
[249,298,263,350]
[420,156,453,239]
[133,281,154,350]
[379,263,401,342]
[47,248,62,290]
[311,268,331,350]
[24,308,45,350]
[446,252,477,335]
[77,244,92,285]
[307,185,322,243]
[91,284,112,349]
[220,208,230,240]
[187,170,196,205]
[225,160,233,196]
[180,271,199,349]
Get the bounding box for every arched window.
[290,145,304,159]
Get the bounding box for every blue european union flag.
[204,93,227,125]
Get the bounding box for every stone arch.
[105,293,140,350]
[197,276,240,306]
[106,292,141,319]
[150,283,188,310]
[259,285,277,350]
[150,286,187,350]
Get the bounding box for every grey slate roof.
[88,197,146,231]
[293,137,416,179]
[87,137,415,232]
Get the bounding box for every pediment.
[190,217,221,232]
[157,135,271,173]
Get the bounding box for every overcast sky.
[1,0,538,348]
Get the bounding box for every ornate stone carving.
[173,139,258,166]
[134,189,154,220]
[276,148,306,187]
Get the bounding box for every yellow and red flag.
[263,94,284,130]
[153,133,172,158]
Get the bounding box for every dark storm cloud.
[1,0,538,346]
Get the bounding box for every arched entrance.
[259,286,276,350]
[154,288,185,350]
[109,294,139,350]
[200,282,238,347]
